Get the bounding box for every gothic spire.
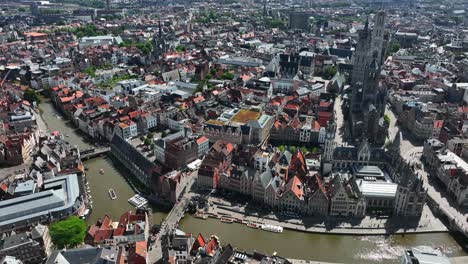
[158,19,162,38]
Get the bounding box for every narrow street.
[385,105,468,236]
[333,95,345,146]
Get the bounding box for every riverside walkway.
[207,197,448,235]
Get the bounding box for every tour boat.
[260,224,283,233]
[108,189,117,200]
[220,217,234,224]
[99,169,105,174]
[246,223,258,229]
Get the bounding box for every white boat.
[260,224,283,233]
[108,189,117,200]
[80,209,90,219]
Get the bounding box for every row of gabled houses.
[197,136,427,218]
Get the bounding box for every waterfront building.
[154,128,199,170]
[197,140,235,190]
[161,229,194,264]
[351,165,397,214]
[85,210,149,250]
[324,136,427,217]
[306,174,329,216]
[329,172,366,217]
[110,134,156,186]
[0,174,83,233]
[34,136,83,177]
[279,176,304,214]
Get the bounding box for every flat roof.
[231,109,261,124]
[358,180,397,198]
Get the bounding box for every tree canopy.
[49,216,87,249]
[23,89,41,105]
[388,43,400,55]
[322,66,337,80]
[384,114,390,124]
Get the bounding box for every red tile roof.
[196,136,209,145]
[205,236,219,256]
[434,120,443,129]
[289,176,304,199]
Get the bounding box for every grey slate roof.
[46,246,119,264]
[0,174,80,229]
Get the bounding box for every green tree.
[18,7,26,12]
[289,146,297,153]
[384,114,390,124]
[144,138,152,146]
[23,89,41,105]
[388,43,400,55]
[300,146,308,154]
[311,147,318,154]
[278,145,285,152]
[84,66,96,77]
[147,132,154,139]
[323,66,337,80]
[140,136,145,141]
[205,73,212,80]
[194,83,204,93]
[175,44,186,52]
[221,72,234,80]
[49,216,86,249]
[266,18,285,29]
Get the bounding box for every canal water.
[39,99,467,263]
[179,216,466,263]
[38,99,167,225]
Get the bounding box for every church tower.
[322,122,336,175]
[371,11,386,66]
[348,12,388,146]
[152,19,167,59]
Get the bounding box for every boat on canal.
[108,189,117,200]
[99,169,105,174]
[260,224,283,233]
[194,212,208,220]
[246,222,258,229]
[80,209,90,219]
[220,217,234,224]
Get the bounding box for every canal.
[38,99,167,225]
[39,99,467,263]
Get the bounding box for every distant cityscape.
[0,0,468,263]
